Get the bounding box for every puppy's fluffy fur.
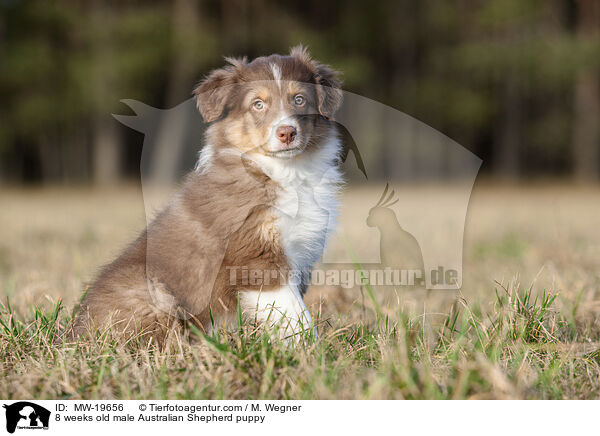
[73,46,343,342]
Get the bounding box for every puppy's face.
[230,78,320,158]
[194,46,342,159]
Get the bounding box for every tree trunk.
[150,0,200,184]
[494,74,521,180]
[38,133,61,182]
[93,119,120,184]
[90,0,122,185]
[572,0,600,181]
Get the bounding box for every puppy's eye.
[293,94,306,106]
[252,99,265,111]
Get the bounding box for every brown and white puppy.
[73,46,343,342]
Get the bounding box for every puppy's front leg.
[240,286,316,341]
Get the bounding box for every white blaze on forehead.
[270,63,282,92]
[268,62,299,142]
[273,113,297,128]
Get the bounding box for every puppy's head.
[194,46,342,158]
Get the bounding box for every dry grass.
[1,182,600,399]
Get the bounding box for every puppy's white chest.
[275,175,340,272]
[252,136,343,273]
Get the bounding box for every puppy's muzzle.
[275,125,297,148]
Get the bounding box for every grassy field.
[1,183,600,399]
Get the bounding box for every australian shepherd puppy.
[73,46,344,342]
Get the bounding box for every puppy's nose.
[276,125,297,145]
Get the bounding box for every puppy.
[73,46,344,342]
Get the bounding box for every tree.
[90,0,122,184]
[572,0,600,181]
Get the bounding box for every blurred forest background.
[0,0,599,184]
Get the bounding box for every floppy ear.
[193,58,245,122]
[314,62,343,119]
[290,45,343,119]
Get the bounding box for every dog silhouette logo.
[2,402,50,433]
[115,86,482,292]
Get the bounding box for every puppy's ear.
[314,63,343,119]
[193,57,246,122]
[290,45,343,119]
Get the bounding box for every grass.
[1,184,600,399]
[0,283,599,399]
